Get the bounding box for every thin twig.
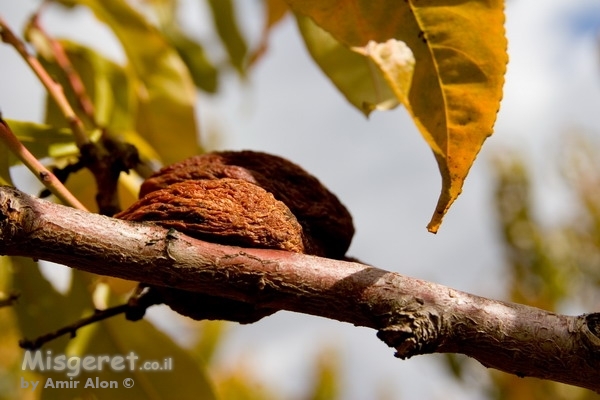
[29,12,98,126]
[0,118,88,211]
[19,304,130,350]
[18,285,163,349]
[0,15,89,147]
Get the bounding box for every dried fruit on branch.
[115,178,306,253]
[116,150,355,323]
[140,150,354,258]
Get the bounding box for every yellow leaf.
[0,142,11,184]
[286,0,507,232]
[117,166,143,208]
[297,14,400,115]
[11,259,217,399]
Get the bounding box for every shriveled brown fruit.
[115,178,306,253]
[116,150,355,323]
[140,150,354,259]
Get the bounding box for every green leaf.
[296,14,401,116]
[38,40,161,163]
[31,36,136,138]
[142,0,219,93]
[207,0,248,75]
[4,119,84,161]
[59,42,136,132]
[67,0,201,164]
[39,41,164,168]
[163,29,219,93]
[1,119,102,201]
[286,0,507,233]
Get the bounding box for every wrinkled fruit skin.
[115,178,306,253]
[116,150,354,323]
[140,150,355,259]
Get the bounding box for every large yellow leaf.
[286,0,507,232]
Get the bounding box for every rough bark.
[0,186,599,393]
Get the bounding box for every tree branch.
[0,185,599,392]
